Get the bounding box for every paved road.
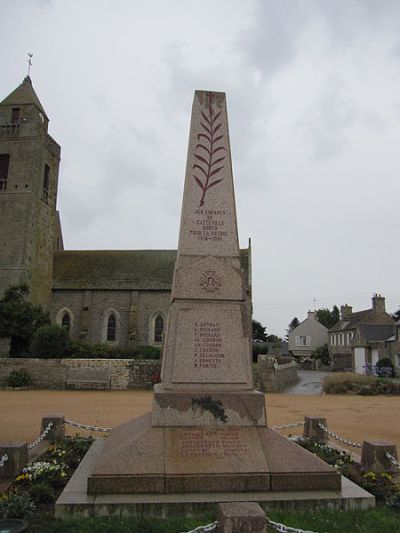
[283,370,330,395]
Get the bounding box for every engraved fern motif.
[193,94,225,207]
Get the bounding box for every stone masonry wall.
[0,358,161,390]
[257,355,298,392]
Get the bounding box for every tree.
[316,305,340,329]
[252,319,267,342]
[311,344,330,366]
[285,317,299,341]
[0,284,49,355]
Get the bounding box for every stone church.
[0,77,251,349]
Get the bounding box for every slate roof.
[358,324,395,343]
[330,310,375,332]
[53,249,249,291]
[0,76,48,118]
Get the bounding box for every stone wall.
[257,355,298,392]
[0,358,161,390]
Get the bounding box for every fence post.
[217,502,267,532]
[361,441,398,473]
[0,442,28,478]
[303,416,328,442]
[41,414,65,441]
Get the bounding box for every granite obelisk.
[87,92,340,495]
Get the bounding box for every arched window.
[154,315,164,343]
[61,312,70,332]
[107,313,116,341]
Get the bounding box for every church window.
[154,315,164,343]
[61,312,71,332]
[11,108,20,123]
[107,314,116,341]
[0,154,10,191]
[43,164,50,202]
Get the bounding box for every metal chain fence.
[0,453,8,468]
[27,421,54,449]
[65,419,111,433]
[385,451,400,470]
[267,517,322,533]
[271,421,304,431]
[317,422,361,448]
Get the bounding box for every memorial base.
[87,413,340,495]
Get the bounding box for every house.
[288,311,328,359]
[328,294,395,372]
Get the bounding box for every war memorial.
[56,91,372,516]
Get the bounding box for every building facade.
[328,295,395,371]
[288,311,329,359]
[0,77,251,349]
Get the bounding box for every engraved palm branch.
[193,96,226,207]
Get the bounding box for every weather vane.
[27,53,33,76]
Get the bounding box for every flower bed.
[298,439,400,505]
[0,436,93,520]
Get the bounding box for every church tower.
[0,76,62,308]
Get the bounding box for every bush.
[31,325,72,358]
[29,482,56,504]
[323,372,400,395]
[5,369,33,388]
[311,343,330,366]
[0,491,36,519]
[376,357,395,377]
[66,342,161,360]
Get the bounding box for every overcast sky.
[1,0,399,336]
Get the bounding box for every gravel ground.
[0,390,399,452]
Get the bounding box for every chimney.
[340,304,353,319]
[372,293,386,315]
[307,311,316,319]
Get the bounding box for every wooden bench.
[65,368,112,390]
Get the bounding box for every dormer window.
[0,154,10,191]
[43,164,50,202]
[11,108,20,123]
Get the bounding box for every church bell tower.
[0,76,61,307]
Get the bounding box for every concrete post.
[0,442,28,478]
[303,416,328,442]
[41,413,65,441]
[217,502,267,533]
[361,441,399,474]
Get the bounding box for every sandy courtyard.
[0,390,399,453]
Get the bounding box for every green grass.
[28,508,400,533]
[29,515,214,533]
[268,507,400,533]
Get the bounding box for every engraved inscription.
[189,209,228,242]
[178,428,248,458]
[193,321,224,369]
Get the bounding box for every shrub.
[323,372,400,395]
[311,344,330,366]
[29,482,56,504]
[31,324,72,358]
[6,369,33,388]
[66,342,161,360]
[376,357,395,377]
[0,491,36,519]
[135,345,161,360]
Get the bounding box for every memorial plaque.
[166,304,250,385]
[166,427,268,475]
